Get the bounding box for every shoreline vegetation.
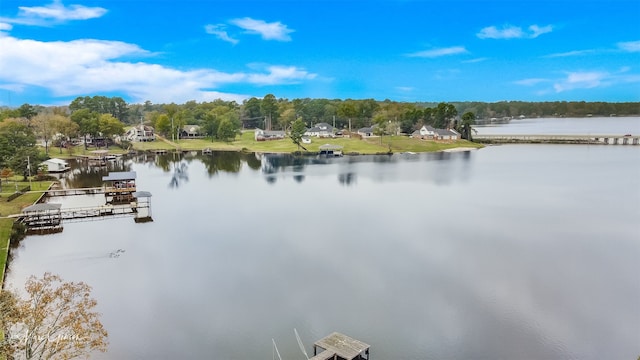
[0,181,52,287]
[55,130,484,159]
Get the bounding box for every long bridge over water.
[474,134,639,145]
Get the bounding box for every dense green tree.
[0,119,40,176]
[260,94,279,130]
[50,116,79,153]
[154,114,171,137]
[459,111,476,141]
[32,113,52,155]
[163,103,180,141]
[17,103,38,120]
[98,114,125,148]
[70,108,99,149]
[290,118,307,150]
[69,96,128,122]
[243,97,262,119]
[433,102,457,128]
[202,112,220,142]
[337,101,358,132]
[217,118,238,142]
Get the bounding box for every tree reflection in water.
[169,162,189,188]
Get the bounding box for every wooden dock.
[18,198,152,233]
[310,333,370,360]
[46,187,104,197]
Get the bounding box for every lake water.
[5,122,640,359]
[475,116,640,135]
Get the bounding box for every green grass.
[41,145,128,159]
[0,180,52,285]
[132,131,484,154]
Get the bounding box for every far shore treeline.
[0,95,638,179]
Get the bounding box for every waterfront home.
[126,124,155,142]
[180,125,202,138]
[255,128,286,141]
[435,128,460,140]
[411,125,459,140]
[305,123,335,137]
[40,158,70,173]
[357,126,375,137]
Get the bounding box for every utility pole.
[27,156,32,189]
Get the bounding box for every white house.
[435,128,459,140]
[419,125,437,138]
[126,125,155,142]
[411,125,459,140]
[304,123,335,138]
[41,158,70,173]
[357,126,375,137]
[180,125,202,138]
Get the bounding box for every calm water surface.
[6,144,640,360]
[475,116,640,135]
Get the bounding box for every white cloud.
[514,78,549,86]
[462,57,488,63]
[477,25,523,39]
[19,1,107,21]
[395,86,414,92]
[407,46,467,58]
[477,24,553,39]
[553,71,607,92]
[205,24,238,45]
[544,50,595,58]
[0,35,316,104]
[230,17,293,41]
[528,24,553,38]
[246,65,316,85]
[0,23,12,31]
[0,1,107,26]
[618,40,640,52]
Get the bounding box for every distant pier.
[474,134,640,145]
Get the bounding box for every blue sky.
[0,0,639,106]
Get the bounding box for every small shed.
[40,158,70,173]
[311,332,370,360]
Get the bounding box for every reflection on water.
[6,146,640,360]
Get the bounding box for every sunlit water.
[5,143,640,359]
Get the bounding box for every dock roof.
[314,332,369,360]
[102,171,136,181]
[23,203,62,213]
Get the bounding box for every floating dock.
[310,333,370,360]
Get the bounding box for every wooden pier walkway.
[45,187,104,196]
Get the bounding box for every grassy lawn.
[132,131,484,154]
[0,180,52,285]
[42,145,129,159]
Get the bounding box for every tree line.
[0,95,638,176]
